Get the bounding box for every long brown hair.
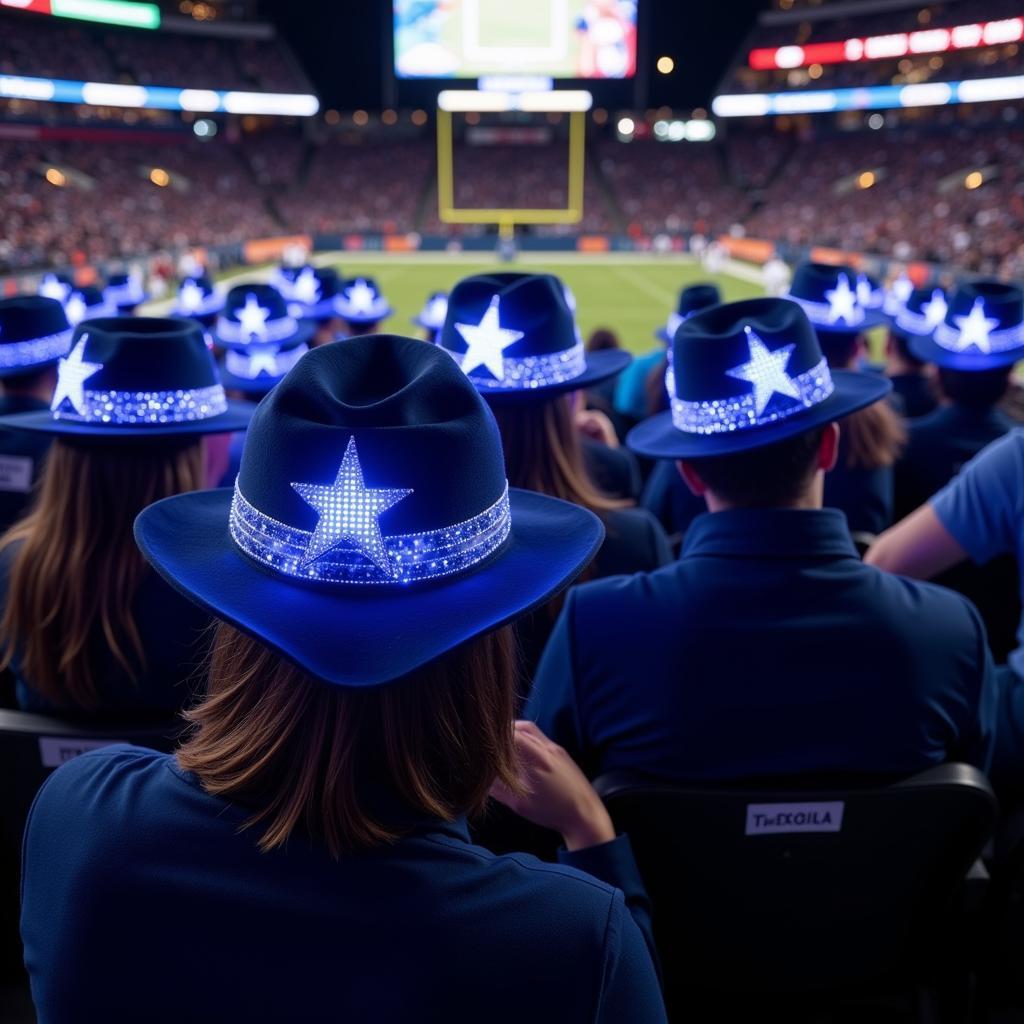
[490,395,628,514]
[177,623,521,858]
[840,403,906,470]
[0,438,205,710]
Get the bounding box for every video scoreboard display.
[394,0,638,79]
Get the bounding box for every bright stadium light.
[179,89,220,112]
[51,0,160,29]
[965,171,984,190]
[656,56,674,75]
[0,75,56,101]
[45,168,66,187]
[617,116,635,136]
[223,91,320,116]
[81,82,147,107]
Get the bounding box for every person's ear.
[676,459,707,497]
[819,422,840,472]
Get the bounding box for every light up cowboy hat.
[172,274,225,321]
[0,297,73,378]
[437,272,631,402]
[908,280,1024,371]
[655,283,722,343]
[0,317,253,438]
[282,266,346,323]
[64,285,118,327]
[881,271,916,320]
[37,272,74,305]
[104,270,149,314]
[213,283,315,351]
[886,285,950,341]
[335,277,393,326]
[412,291,449,333]
[219,331,311,397]
[786,262,888,337]
[628,297,892,460]
[134,336,604,687]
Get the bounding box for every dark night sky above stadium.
[267,2,767,110]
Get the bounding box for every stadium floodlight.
[179,89,221,113]
[81,82,147,107]
[437,89,592,112]
[0,75,56,101]
[222,91,320,116]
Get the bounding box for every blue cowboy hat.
[213,283,315,351]
[786,262,887,336]
[881,272,916,320]
[172,274,225,320]
[412,291,449,332]
[655,283,722,343]
[64,285,117,327]
[335,277,393,325]
[0,317,253,439]
[438,272,631,403]
[134,336,604,687]
[37,272,74,306]
[628,297,892,459]
[104,271,149,313]
[909,280,1024,371]
[0,296,73,378]
[271,262,324,299]
[219,336,310,396]
[285,266,346,323]
[888,285,950,342]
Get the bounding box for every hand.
[490,721,616,852]
[576,408,619,448]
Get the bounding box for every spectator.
[883,286,942,420]
[334,277,392,337]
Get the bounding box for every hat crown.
[787,261,879,330]
[222,283,290,324]
[0,296,70,343]
[942,280,1023,330]
[676,283,721,318]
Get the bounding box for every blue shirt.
[613,350,663,421]
[21,746,666,1024]
[528,508,995,782]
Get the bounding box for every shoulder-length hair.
[0,437,205,710]
[490,394,628,515]
[177,623,521,858]
[840,402,906,470]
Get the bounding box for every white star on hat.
[39,275,71,304]
[292,437,413,576]
[178,279,205,313]
[856,275,876,308]
[726,328,801,417]
[422,295,448,327]
[952,298,999,354]
[237,293,271,341]
[922,290,949,330]
[64,292,88,326]
[246,347,283,377]
[892,275,914,305]
[51,336,102,416]
[824,274,859,325]
[292,267,321,306]
[453,296,525,381]
[345,279,379,316]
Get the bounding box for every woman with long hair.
[0,316,251,713]
[21,337,666,1022]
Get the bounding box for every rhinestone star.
[345,279,379,316]
[292,437,413,575]
[725,327,801,417]
[952,298,999,354]
[178,279,206,313]
[453,296,525,381]
[237,293,270,341]
[922,290,949,330]
[51,336,102,415]
[292,267,321,306]
[825,274,859,325]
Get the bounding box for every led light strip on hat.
[53,384,228,425]
[934,319,1024,354]
[231,480,512,585]
[0,328,73,369]
[787,294,867,329]
[215,315,299,346]
[448,342,587,390]
[224,344,308,380]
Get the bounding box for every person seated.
[893,281,1021,520]
[437,272,671,674]
[21,336,666,1023]
[0,297,70,533]
[584,327,624,416]
[411,290,448,344]
[0,316,252,715]
[882,285,941,420]
[528,298,995,783]
[335,276,392,337]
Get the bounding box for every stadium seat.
[594,764,997,1018]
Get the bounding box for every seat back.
[595,764,996,998]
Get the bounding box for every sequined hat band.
[52,384,228,426]
[787,294,867,329]
[0,327,73,369]
[447,341,587,391]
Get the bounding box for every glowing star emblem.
[345,279,378,316]
[51,336,102,415]
[291,437,413,575]
[39,275,71,304]
[952,298,999,354]
[237,293,271,341]
[824,274,859,325]
[422,295,448,326]
[725,327,801,417]
[856,275,877,308]
[292,267,321,306]
[922,290,949,330]
[64,293,88,326]
[178,279,206,313]
[892,275,914,305]
[246,347,283,377]
[453,296,525,381]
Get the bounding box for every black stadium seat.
[594,764,997,1018]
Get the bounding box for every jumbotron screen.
[394,0,638,79]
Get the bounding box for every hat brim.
[219,367,281,396]
[627,369,892,459]
[135,487,603,687]
[0,356,63,380]
[338,307,393,325]
[0,399,254,438]
[213,319,316,351]
[907,332,1024,371]
[477,349,633,404]
[806,310,888,335]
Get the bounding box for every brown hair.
[490,395,628,515]
[177,622,521,858]
[0,438,205,710]
[839,402,905,470]
[586,328,621,353]
[644,356,670,416]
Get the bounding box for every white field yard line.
[611,265,679,307]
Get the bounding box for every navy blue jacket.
[0,395,53,534]
[21,746,666,1023]
[895,404,1014,520]
[889,373,937,420]
[583,437,641,501]
[528,508,996,782]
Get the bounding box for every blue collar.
[681,507,859,561]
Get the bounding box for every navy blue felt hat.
[0,296,73,378]
[219,335,310,396]
[105,271,149,313]
[214,283,315,351]
[909,280,1024,371]
[134,335,604,687]
[882,272,916,320]
[889,286,950,341]
[64,285,117,327]
[628,297,892,459]
[172,274,225,320]
[335,277,392,325]
[37,272,74,306]
[281,266,345,322]
[438,272,631,402]
[0,317,253,438]
[412,291,449,332]
[787,262,887,336]
[655,283,722,343]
